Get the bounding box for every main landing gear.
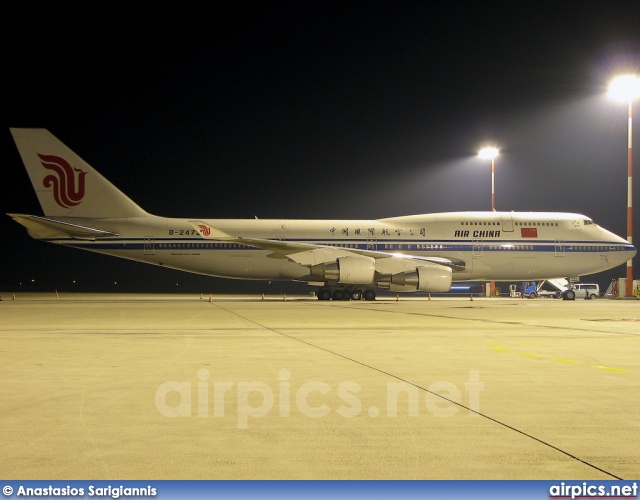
[316,288,376,301]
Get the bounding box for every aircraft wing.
[189,220,465,271]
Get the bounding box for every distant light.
[478,147,499,160]
[607,74,640,103]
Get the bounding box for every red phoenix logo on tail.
[39,154,87,208]
[198,224,211,236]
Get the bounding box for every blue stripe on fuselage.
[45,237,634,254]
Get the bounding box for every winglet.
[189,221,235,240]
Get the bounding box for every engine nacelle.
[311,255,376,284]
[388,263,452,292]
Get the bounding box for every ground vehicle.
[521,280,565,299]
[571,283,600,300]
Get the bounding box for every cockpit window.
[584,220,594,225]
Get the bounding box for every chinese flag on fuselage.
[521,227,538,238]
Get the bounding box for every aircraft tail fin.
[10,128,148,218]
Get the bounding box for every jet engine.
[379,263,452,292]
[310,255,376,284]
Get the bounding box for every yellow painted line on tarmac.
[489,343,630,372]
[490,345,630,372]
[489,344,511,352]
[552,358,581,364]
[592,365,629,373]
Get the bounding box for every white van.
[572,283,600,299]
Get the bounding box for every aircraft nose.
[618,242,636,266]
[611,230,636,261]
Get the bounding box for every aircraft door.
[555,240,565,257]
[473,240,483,256]
[501,214,514,232]
[367,239,377,251]
[144,237,155,255]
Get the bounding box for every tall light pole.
[479,147,499,211]
[479,147,500,297]
[608,74,640,297]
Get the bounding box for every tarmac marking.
[338,303,640,338]
[340,302,636,374]
[489,343,630,372]
[489,344,511,352]
[592,365,629,373]
[209,302,624,480]
[495,350,629,372]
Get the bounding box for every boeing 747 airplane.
[8,128,636,300]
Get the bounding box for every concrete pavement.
[0,293,638,479]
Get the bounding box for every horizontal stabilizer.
[8,213,119,240]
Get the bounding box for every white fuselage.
[47,211,634,283]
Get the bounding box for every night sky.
[2,2,640,294]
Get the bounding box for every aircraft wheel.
[351,290,362,301]
[332,289,344,301]
[317,289,331,301]
[562,290,576,300]
[363,289,376,301]
[341,290,352,301]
